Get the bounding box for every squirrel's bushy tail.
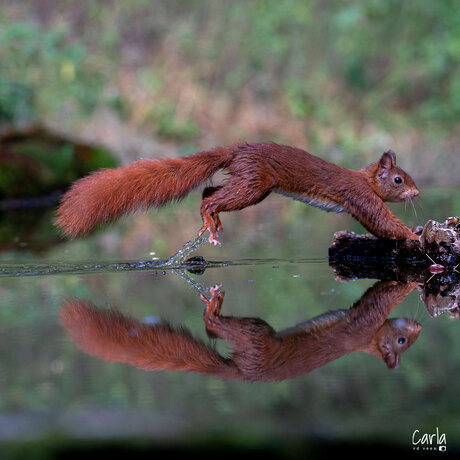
[55,146,233,238]
[60,298,238,378]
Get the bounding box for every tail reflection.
[60,280,421,382]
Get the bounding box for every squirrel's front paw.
[411,225,424,236]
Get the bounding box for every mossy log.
[329,217,460,317]
[328,217,459,282]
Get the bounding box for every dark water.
[0,189,459,457]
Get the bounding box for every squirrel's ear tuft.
[382,350,400,369]
[378,150,397,171]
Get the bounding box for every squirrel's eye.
[394,176,403,184]
[398,337,406,344]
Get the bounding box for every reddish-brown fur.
[60,298,236,377]
[59,281,421,382]
[55,143,419,244]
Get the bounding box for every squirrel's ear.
[377,150,396,178]
[379,150,396,170]
[382,350,400,369]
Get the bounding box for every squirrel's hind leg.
[199,180,272,244]
[199,186,224,245]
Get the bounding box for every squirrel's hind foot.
[199,210,223,245]
[201,284,225,327]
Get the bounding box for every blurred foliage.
[0,19,103,126]
[187,0,460,125]
[145,99,199,141]
[1,1,459,135]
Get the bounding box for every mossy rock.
[0,125,117,199]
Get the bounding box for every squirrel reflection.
[60,280,421,382]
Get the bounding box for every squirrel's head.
[369,150,419,202]
[374,318,422,369]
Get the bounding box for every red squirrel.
[55,143,420,245]
[59,281,421,382]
